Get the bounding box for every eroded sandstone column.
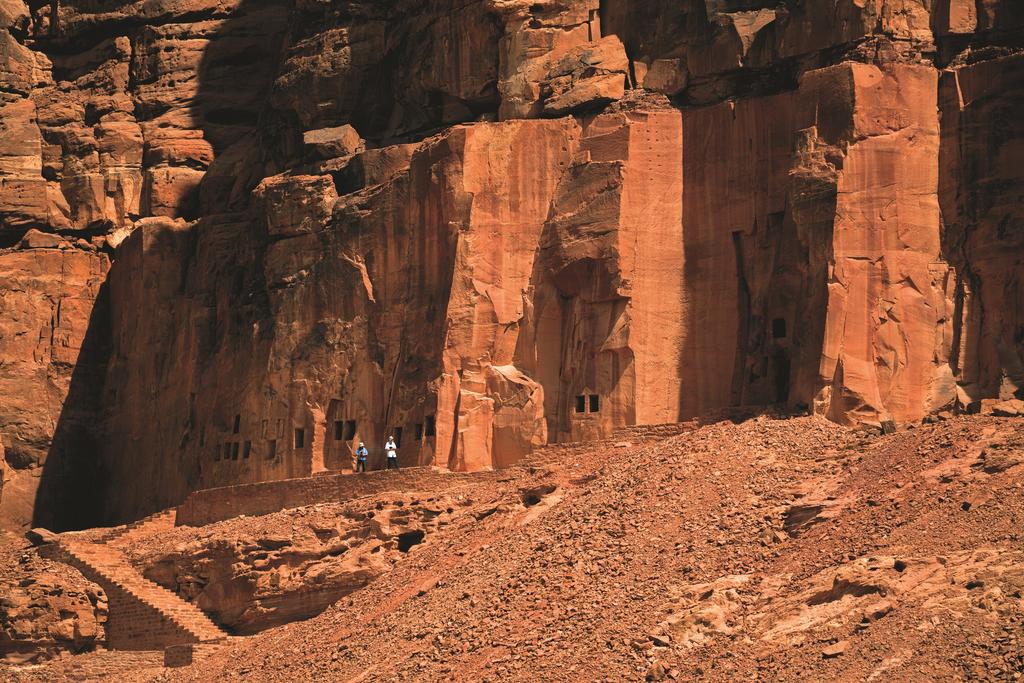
[520,109,685,443]
[441,119,580,470]
[808,63,954,424]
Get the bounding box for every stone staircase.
[51,538,226,650]
[96,508,177,546]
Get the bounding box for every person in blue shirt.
[355,442,368,473]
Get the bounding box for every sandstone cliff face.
[939,52,1024,407]
[0,234,108,530]
[0,0,1022,528]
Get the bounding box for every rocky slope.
[0,539,107,661]
[127,489,484,635]
[2,414,1022,679]
[0,0,1022,530]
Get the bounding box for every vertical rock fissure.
[730,230,751,407]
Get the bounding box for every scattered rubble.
[6,414,1021,680]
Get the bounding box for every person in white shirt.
[385,436,399,470]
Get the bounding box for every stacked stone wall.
[177,467,500,527]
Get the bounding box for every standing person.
[385,435,399,470]
[355,442,368,473]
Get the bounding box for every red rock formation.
[938,52,1024,406]
[0,235,108,530]
[0,542,107,660]
[519,107,685,442]
[0,0,1022,528]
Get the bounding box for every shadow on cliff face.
[185,0,295,217]
[32,2,290,530]
[938,54,1024,403]
[34,0,505,528]
[676,104,833,420]
[32,280,111,531]
[189,0,503,218]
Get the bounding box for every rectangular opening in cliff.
[231,442,239,460]
[772,318,787,339]
[345,420,356,440]
[333,421,343,441]
[393,427,403,448]
[425,415,435,437]
[575,395,586,413]
[232,415,240,434]
[589,395,600,412]
[243,441,251,459]
[294,428,305,449]
[267,440,277,459]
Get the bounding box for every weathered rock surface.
[302,125,365,162]
[939,52,1024,407]
[0,0,1021,530]
[677,60,953,425]
[0,542,107,660]
[538,35,628,116]
[0,241,109,531]
[127,492,470,634]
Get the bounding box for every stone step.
[55,539,227,647]
[98,508,178,545]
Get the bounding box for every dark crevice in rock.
[521,484,558,508]
[396,529,425,552]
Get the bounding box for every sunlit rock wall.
[0,0,1022,527]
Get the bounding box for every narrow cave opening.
[522,492,543,507]
[521,483,558,508]
[396,530,425,552]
